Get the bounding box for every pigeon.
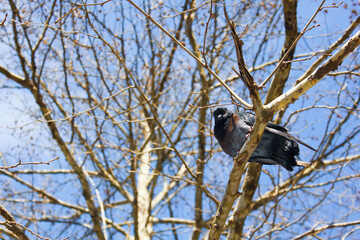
[213,107,315,171]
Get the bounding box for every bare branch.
[0,13,7,26]
[292,220,360,240]
[0,157,59,170]
[0,204,29,240]
[206,161,246,240]
[55,0,111,24]
[266,29,360,113]
[0,220,69,240]
[296,15,360,83]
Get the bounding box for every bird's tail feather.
[293,137,317,152]
[265,127,317,152]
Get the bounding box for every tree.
[0,0,359,239]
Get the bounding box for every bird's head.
[213,107,233,124]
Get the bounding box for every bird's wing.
[240,111,287,131]
[265,126,317,152]
[228,114,249,156]
[266,122,288,132]
[239,111,316,151]
[238,111,257,129]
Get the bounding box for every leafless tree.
[0,0,359,239]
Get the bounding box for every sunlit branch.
[266,30,360,112]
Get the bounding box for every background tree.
[0,0,359,239]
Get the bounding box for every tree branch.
[0,204,29,240]
[292,220,360,240]
[266,29,360,113]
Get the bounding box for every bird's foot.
[246,127,253,138]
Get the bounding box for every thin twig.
[0,13,8,26]
[321,1,343,9]
[0,157,59,170]
[163,1,211,19]
[55,0,111,24]
[283,52,331,63]
[201,0,213,67]
[292,220,360,240]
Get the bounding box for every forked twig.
[55,0,111,24]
